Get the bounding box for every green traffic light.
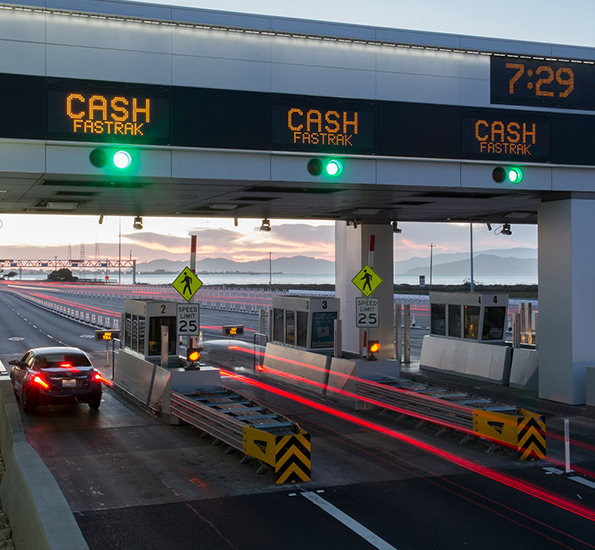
[325,159,343,177]
[492,166,523,184]
[90,148,133,170]
[113,150,132,170]
[508,167,523,184]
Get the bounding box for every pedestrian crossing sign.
[352,264,383,297]
[172,267,203,302]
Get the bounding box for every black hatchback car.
[9,347,103,413]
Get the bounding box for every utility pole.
[428,243,436,291]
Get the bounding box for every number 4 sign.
[356,297,379,328]
[177,303,200,336]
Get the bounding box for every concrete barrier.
[327,358,400,405]
[420,335,512,384]
[0,380,89,550]
[586,366,595,406]
[261,343,331,398]
[509,348,539,391]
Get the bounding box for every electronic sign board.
[47,79,170,144]
[491,56,595,111]
[272,98,375,153]
[462,111,550,162]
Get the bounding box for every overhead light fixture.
[45,202,78,210]
[500,223,512,236]
[353,208,382,216]
[486,223,492,231]
[504,212,533,219]
[210,204,238,211]
[133,216,143,230]
[98,214,104,225]
[260,218,271,232]
[392,221,402,234]
[234,217,239,227]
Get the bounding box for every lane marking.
[301,491,398,550]
[568,476,595,490]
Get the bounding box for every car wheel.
[22,388,36,414]
[88,393,102,410]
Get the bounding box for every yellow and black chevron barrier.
[243,426,311,484]
[473,408,546,461]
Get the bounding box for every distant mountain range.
[137,247,537,278]
[137,256,335,275]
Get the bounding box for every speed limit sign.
[177,303,200,336]
[356,297,379,327]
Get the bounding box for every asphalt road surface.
[0,287,594,550]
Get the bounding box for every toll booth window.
[148,316,176,356]
[286,310,296,345]
[448,305,462,338]
[297,311,308,348]
[464,306,480,340]
[482,306,506,340]
[138,317,146,353]
[430,304,446,336]
[125,313,132,348]
[311,312,337,348]
[273,308,284,343]
[132,316,139,352]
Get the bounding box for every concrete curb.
[0,377,89,550]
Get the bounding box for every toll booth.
[271,295,340,353]
[116,299,220,424]
[121,299,179,359]
[429,292,509,343]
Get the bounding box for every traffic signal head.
[367,340,380,360]
[492,166,523,184]
[90,148,133,170]
[307,158,344,178]
[187,348,201,363]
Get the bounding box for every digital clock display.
[491,56,595,111]
[47,80,170,144]
[272,98,374,153]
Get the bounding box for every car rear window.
[38,353,92,369]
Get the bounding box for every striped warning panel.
[274,432,311,485]
[517,411,546,461]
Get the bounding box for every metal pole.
[520,302,526,344]
[527,302,533,344]
[334,319,342,359]
[404,304,411,363]
[428,243,436,291]
[118,217,122,285]
[269,251,272,291]
[395,303,402,362]
[564,418,571,474]
[470,223,474,292]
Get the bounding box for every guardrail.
[357,377,546,460]
[170,387,311,484]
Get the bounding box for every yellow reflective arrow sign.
[352,265,383,297]
[172,267,203,302]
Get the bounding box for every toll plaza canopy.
[2,0,595,223]
[4,0,595,406]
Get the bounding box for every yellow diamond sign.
[172,267,203,302]
[352,265,383,297]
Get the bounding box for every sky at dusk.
[4,0,583,264]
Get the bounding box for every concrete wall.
[586,366,595,406]
[419,335,512,384]
[0,380,89,550]
[509,348,539,391]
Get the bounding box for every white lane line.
[301,491,398,550]
[568,476,595,490]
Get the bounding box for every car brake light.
[94,372,113,386]
[33,375,50,389]
[60,362,72,368]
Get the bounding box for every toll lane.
[1,291,594,550]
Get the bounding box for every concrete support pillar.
[335,221,394,359]
[538,199,595,404]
